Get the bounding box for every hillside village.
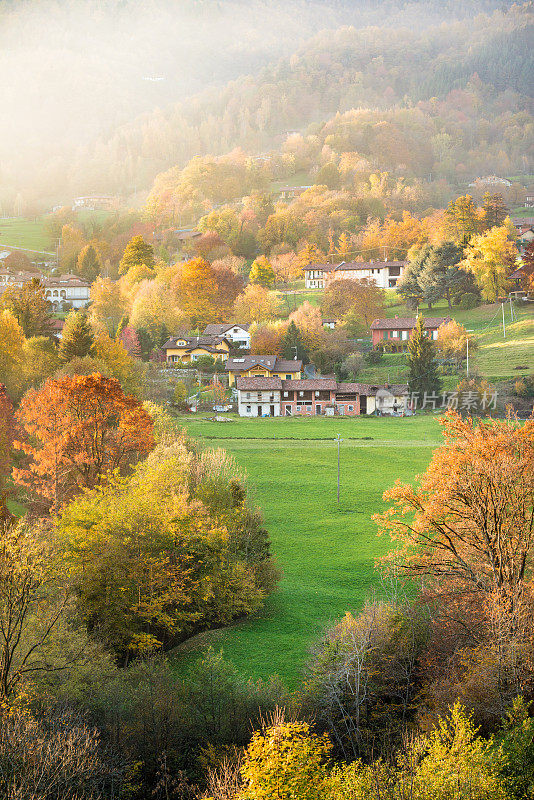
[1,2,534,798]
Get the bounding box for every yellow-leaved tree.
[462,226,517,301]
[0,309,25,399]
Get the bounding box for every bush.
[365,349,383,365]
[459,292,480,310]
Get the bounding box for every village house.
[203,323,251,349]
[226,355,302,387]
[43,274,90,309]
[304,261,407,290]
[370,315,451,349]
[236,377,409,417]
[162,335,230,364]
[0,269,90,309]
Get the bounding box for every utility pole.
[501,302,506,339]
[509,295,514,323]
[336,433,342,505]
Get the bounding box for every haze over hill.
[0,0,531,210]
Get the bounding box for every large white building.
[203,323,251,349]
[304,260,407,290]
[0,268,90,309]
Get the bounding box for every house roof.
[332,260,406,272]
[203,323,250,335]
[162,335,229,351]
[226,356,302,373]
[237,377,283,391]
[282,379,338,390]
[370,316,451,330]
[234,378,408,396]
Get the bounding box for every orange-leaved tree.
[375,411,534,639]
[14,373,154,509]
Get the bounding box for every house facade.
[370,316,451,349]
[203,323,251,349]
[226,355,302,387]
[304,261,407,290]
[163,335,230,364]
[236,377,409,417]
[0,269,90,309]
[43,274,90,309]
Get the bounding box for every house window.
[348,405,354,412]
[286,374,291,379]
[316,404,321,415]
[299,391,304,397]
[246,405,251,413]
[257,393,261,399]
[392,330,398,338]
[296,405,301,412]
[246,393,250,399]
[283,391,289,398]
[402,331,408,340]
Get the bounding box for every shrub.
[459,292,480,309]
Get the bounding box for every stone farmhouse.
[236,377,409,417]
[226,355,302,387]
[370,316,451,349]
[203,323,251,349]
[304,260,407,290]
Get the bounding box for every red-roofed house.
[370,315,451,349]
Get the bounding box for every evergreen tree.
[280,320,309,364]
[406,316,441,402]
[59,310,94,362]
[76,244,101,283]
[116,314,129,341]
[118,236,155,276]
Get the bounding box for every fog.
[0,0,518,208]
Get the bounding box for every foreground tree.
[0,513,68,698]
[76,243,101,283]
[0,705,118,799]
[406,316,442,401]
[14,373,154,509]
[375,412,534,639]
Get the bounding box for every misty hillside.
[0,0,531,208]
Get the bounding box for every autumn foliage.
[14,373,154,508]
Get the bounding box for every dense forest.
[1,1,532,211]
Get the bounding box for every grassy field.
[0,217,53,253]
[172,414,441,687]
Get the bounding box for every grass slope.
[173,415,441,687]
[0,218,53,253]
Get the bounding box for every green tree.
[249,256,275,288]
[118,235,155,276]
[406,316,441,402]
[76,244,101,283]
[315,161,341,189]
[280,320,309,364]
[59,310,94,362]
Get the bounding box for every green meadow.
[173,414,442,687]
[0,217,53,253]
